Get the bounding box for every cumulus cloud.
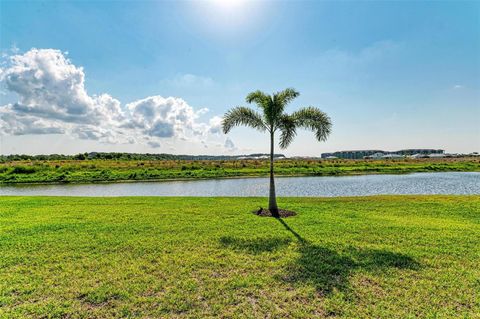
[125,95,206,139]
[224,137,237,151]
[208,116,223,134]
[147,141,161,148]
[71,125,121,143]
[0,48,227,150]
[0,106,65,135]
[2,49,123,126]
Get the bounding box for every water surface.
[0,172,478,197]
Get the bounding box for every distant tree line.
[0,152,286,162]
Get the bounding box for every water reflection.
[0,172,478,197]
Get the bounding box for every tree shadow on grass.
[277,218,420,294]
[219,236,291,254]
[220,218,420,296]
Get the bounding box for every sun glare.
[213,0,245,9]
[187,0,263,38]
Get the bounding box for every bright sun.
[213,0,245,9]
[191,0,261,36]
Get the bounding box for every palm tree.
[222,88,332,217]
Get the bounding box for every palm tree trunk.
[268,131,279,217]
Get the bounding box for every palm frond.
[222,107,267,134]
[246,90,269,107]
[291,106,332,142]
[246,90,275,126]
[274,88,299,108]
[269,88,299,127]
[277,114,297,149]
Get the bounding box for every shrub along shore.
[0,157,478,184]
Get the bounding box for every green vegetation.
[0,196,478,318]
[0,157,478,184]
[0,152,285,162]
[222,87,332,214]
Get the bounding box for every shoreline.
[0,170,478,187]
[1,158,478,186]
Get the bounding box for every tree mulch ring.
[253,208,297,218]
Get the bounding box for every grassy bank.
[0,157,479,184]
[0,196,479,318]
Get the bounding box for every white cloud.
[167,73,214,88]
[317,40,401,66]
[3,49,123,126]
[125,95,209,139]
[0,106,66,135]
[208,115,223,134]
[71,125,121,143]
[0,48,225,150]
[453,84,463,89]
[224,137,237,151]
[147,141,161,148]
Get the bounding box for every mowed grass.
[0,196,479,318]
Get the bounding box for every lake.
[0,172,478,197]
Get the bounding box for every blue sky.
[0,0,479,155]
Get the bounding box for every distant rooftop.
[321,149,445,159]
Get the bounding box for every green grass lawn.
[1,196,479,318]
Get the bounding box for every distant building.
[381,154,404,159]
[364,152,385,159]
[321,149,445,159]
[321,150,384,160]
[428,153,446,158]
[394,149,444,156]
[409,153,429,159]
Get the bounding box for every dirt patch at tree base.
[253,208,297,218]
